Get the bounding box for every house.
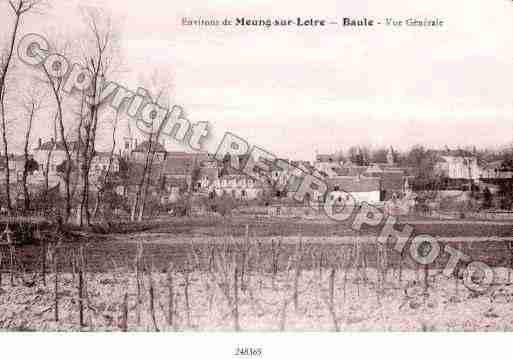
[33,138,121,190]
[0,154,32,183]
[480,160,513,179]
[91,152,120,174]
[197,166,219,192]
[435,155,482,180]
[365,166,409,201]
[32,139,80,186]
[326,176,381,204]
[161,154,197,194]
[314,154,344,177]
[211,166,266,200]
[131,140,167,163]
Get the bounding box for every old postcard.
[0,0,512,357]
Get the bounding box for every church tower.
[122,136,134,159]
[387,146,395,165]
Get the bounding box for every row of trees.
[1,1,177,226]
[340,145,513,168]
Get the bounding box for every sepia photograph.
[1,0,513,357]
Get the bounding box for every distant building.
[89,152,121,180]
[480,160,513,179]
[32,139,81,187]
[314,154,343,177]
[131,140,167,163]
[0,154,33,183]
[32,138,120,189]
[435,155,482,180]
[386,146,395,166]
[326,176,381,204]
[211,172,265,200]
[365,164,409,201]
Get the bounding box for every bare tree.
[137,131,160,221]
[92,109,120,218]
[130,130,155,222]
[0,0,46,214]
[43,114,57,194]
[131,72,174,222]
[20,87,44,211]
[76,7,120,227]
[39,41,74,221]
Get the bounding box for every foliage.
[482,187,492,209]
[347,146,370,166]
[25,158,39,174]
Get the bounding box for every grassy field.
[136,216,513,238]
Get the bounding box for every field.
[1,216,513,331]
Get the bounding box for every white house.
[435,155,482,180]
[326,176,381,204]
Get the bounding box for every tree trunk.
[0,11,22,215]
[0,98,11,214]
[22,108,34,212]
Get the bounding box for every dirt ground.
[2,215,513,331]
[1,267,513,331]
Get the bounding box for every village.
[2,0,513,338]
[0,134,512,221]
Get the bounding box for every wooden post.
[9,245,14,287]
[184,269,191,328]
[121,292,128,332]
[240,247,246,292]
[329,267,336,309]
[343,255,348,307]
[293,239,302,312]
[270,239,276,287]
[40,233,46,286]
[208,242,215,273]
[508,241,513,284]
[279,299,288,331]
[319,249,324,281]
[135,242,143,327]
[233,265,240,331]
[78,266,84,328]
[148,266,159,332]
[423,263,429,295]
[54,249,59,322]
[167,264,174,328]
[0,251,3,288]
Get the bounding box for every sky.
[2,0,513,160]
